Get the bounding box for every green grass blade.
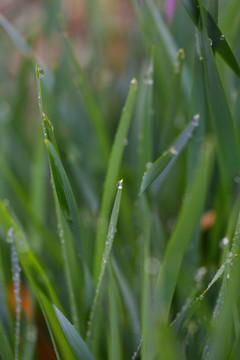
[135,51,154,182]
[94,79,137,282]
[38,292,75,360]
[107,266,122,360]
[111,258,140,345]
[0,323,14,360]
[140,115,199,194]
[45,140,83,259]
[152,138,214,324]
[0,201,61,309]
[53,305,95,360]
[160,48,185,151]
[87,180,123,341]
[199,4,240,191]
[182,0,240,76]
[61,30,110,162]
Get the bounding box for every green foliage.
[1,0,240,359]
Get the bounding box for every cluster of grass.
[1,0,240,358]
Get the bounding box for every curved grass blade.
[0,201,61,309]
[140,115,200,194]
[182,0,240,76]
[53,305,95,360]
[87,180,123,341]
[38,292,75,360]
[94,79,137,282]
[199,3,240,191]
[152,139,214,325]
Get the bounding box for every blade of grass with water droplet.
[87,181,123,341]
[37,64,88,330]
[198,3,240,191]
[182,0,240,76]
[152,139,214,325]
[140,115,200,194]
[160,48,185,151]
[53,304,95,360]
[135,51,154,183]
[0,201,61,309]
[94,79,137,282]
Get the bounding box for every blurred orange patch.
[8,282,33,321]
[200,210,216,231]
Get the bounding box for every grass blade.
[53,305,95,360]
[87,180,123,341]
[199,3,240,191]
[140,115,199,194]
[94,79,137,282]
[182,0,240,76]
[153,138,214,324]
[0,323,14,360]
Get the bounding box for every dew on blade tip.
[220,34,225,40]
[39,68,44,78]
[117,179,123,189]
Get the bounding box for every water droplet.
[209,38,213,46]
[192,113,200,126]
[117,179,123,189]
[2,198,9,207]
[194,266,207,282]
[170,147,178,156]
[123,137,129,146]
[130,78,137,85]
[146,162,152,169]
[227,273,230,279]
[220,34,225,40]
[222,237,229,246]
[39,68,44,78]
[199,55,203,61]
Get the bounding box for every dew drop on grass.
[220,34,225,40]
[117,179,123,189]
[8,227,21,360]
[39,68,44,78]
[146,162,152,169]
[209,38,213,46]
[222,237,229,246]
[170,146,178,156]
[193,113,200,126]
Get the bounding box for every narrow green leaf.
[182,0,240,76]
[199,4,240,191]
[0,323,14,360]
[94,79,137,282]
[87,180,123,341]
[153,139,214,324]
[53,305,95,360]
[45,140,83,258]
[61,31,110,162]
[38,293,75,360]
[140,115,200,194]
